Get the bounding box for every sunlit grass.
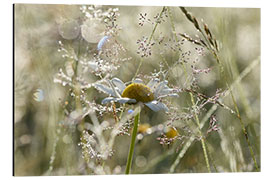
[14,4,260,175]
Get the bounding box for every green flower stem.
[125,112,140,174]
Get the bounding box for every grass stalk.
[178,6,259,171]
[227,84,259,171]
[204,141,218,172]
[222,58,259,171]
[213,39,259,172]
[213,45,259,172]
[168,7,211,173]
[190,92,211,173]
[125,112,140,174]
[169,57,259,173]
[133,7,166,80]
[167,7,177,40]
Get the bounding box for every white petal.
[133,78,144,84]
[101,97,116,104]
[107,80,121,98]
[111,78,126,93]
[116,98,136,104]
[158,88,175,97]
[158,93,179,98]
[145,100,169,112]
[154,80,169,97]
[101,97,136,104]
[94,83,116,97]
[147,78,160,91]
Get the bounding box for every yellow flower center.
[165,127,179,139]
[121,83,154,103]
[138,123,151,134]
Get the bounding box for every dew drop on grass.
[62,81,67,86]
[128,109,134,114]
[33,89,44,102]
[97,36,110,51]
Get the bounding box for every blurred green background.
[14,4,260,175]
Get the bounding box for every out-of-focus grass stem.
[178,6,259,171]
[169,6,211,173]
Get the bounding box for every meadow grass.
[14,4,260,175]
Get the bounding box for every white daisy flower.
[94,78,179,112]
